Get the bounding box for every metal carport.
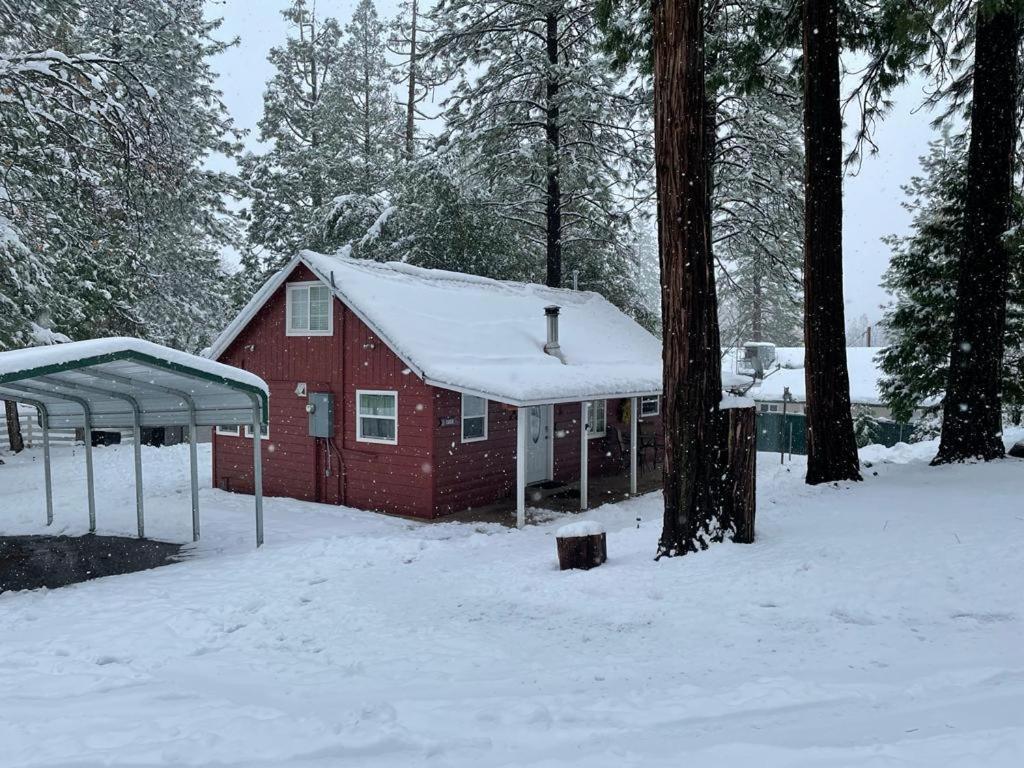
[0,338,270,546]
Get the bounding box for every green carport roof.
[0,337,268,429]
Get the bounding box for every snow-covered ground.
[1,432,1022,767]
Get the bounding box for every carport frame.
[0,342,269,546]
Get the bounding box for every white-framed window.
[356,390,398,444]
[586,399,607,439]
[215,425,241,437]
[461,394,488,442]
[759,403,780,413]
[244,423,270,440]
[286,281,332,336]
[640,395,660,417]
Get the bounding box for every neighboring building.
[730,343,905,419]
[206,252,663,520]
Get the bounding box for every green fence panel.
[756,412,914,456]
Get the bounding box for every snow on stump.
[556,521,607,571]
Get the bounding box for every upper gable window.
[286,282,332,336]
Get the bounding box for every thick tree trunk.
[934,4,1021,464]
[801,0,861,485]
[5,400,24,454]
[544,12,562,288]
[654,0,725,558]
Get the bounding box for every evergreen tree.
[429,0,650,308]
[70,0,242,351]
[388,0,448,159]
[714,69,804,347]
[800,0,861,485]
[241,0,345,274]
[1,0,240,353]
[329,0,404,199]
[879,137,1024,425]
[933,1,1022,463]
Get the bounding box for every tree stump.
[556,521,607,571]
[720,404,757,544]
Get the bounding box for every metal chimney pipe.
[544,305,564,362]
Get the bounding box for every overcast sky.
[207,0,940,326]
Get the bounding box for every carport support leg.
[516,407,527,529]
[84,413,96,533]
[133,416,145,539]
[252,404,264,547]
[41,409,53,526]
[189,410,199,542]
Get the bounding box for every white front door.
[525,405,551,484]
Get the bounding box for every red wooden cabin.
[206,252,663,524]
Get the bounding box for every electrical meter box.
[308,392,334,438]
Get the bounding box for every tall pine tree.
[879,136,1024,425]
[429,0,649,306]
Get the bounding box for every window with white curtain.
[461,395,488,442]
[357,390,398,444]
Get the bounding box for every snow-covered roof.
[208,252,662,406]
[739,347,886,405]
[0,337,268,430]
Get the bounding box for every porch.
[504,394,662,527]
[439,459,663,528]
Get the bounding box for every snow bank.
[2,432,1022,766]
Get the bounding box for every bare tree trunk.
[654,0,725,558]
[751,268,764,342]
[5,400,24,454]
[802,0,861,485]
[544,11,562,288]
[405,0,418,161]
[934,3,1020,464]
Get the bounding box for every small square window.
[244,423,270,440]
[286,282,332,336]
[586,400,607,439]
[216,425,241,437]
[640,395,660,417]
[357,390,398,444]
[461,395,488,442]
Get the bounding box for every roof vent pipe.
[544,305,565,363]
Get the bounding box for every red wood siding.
[432,392,518,513]
[213,263,435,518]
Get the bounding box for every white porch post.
[516,407,527,529]
[630,396,638,496]
[580,401,589,511]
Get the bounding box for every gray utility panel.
[308,392,334,438]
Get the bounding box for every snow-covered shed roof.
[744,347,886,405]
[208,252,662,406]
[0,338,269,430]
